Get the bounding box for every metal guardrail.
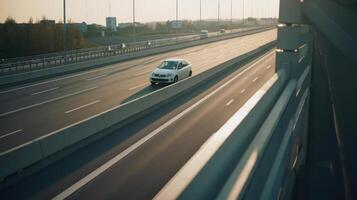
[0,26,268,76]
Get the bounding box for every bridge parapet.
[156,0,315,199]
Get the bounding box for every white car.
[200,30,209,39]
[150,59,192,85]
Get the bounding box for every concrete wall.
[162,11,313,200]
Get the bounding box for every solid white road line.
[0,67,110,94]
[267,65,272,69]
[154,74,278,200]
[65,100,101,114]
[0,129,23,139]
[86,74,108,81]
[128,83,149,91]
[252,77,259,82]
[0,87,98,117]
[31,87,59,96]
[240,89,246,94]
[0,32,274,95]
[226,99,235,106]
[52,50,275,200]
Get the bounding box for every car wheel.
[189,71,192,77]
[174,76,178,83]
[151,81,156,86]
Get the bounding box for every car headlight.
[167,73,173,77]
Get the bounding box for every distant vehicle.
[150,59,192,85]
[200,30,209,39]
[219,29,226,33]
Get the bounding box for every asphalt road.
[88,26,257,45]
[0,29,276,152]
[0,49,276,199]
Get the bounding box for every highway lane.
[64,53,276,200]
[2,27,258,71]
[0,50,276,199]
[0,29,276,152]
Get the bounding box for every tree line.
[0,17,93,59]
[99,20,248,38]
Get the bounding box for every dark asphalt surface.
[0,29,276,153]
[0,50,276,200]
[68,52,276,200]
[0,48,275,199]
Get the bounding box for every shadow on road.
[121,84,164,104]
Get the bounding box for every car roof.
[164,58,186,62]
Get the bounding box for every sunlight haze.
[0,0,279,25]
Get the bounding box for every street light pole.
[251,0,254,19]
[217,0,220,28]
[63,0,67,63]
[176,0,178,43]
[133,0,136,42]
[200,0,202,30]
[242,0,245,26]
[230,0,233,32]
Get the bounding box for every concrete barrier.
[216,80,296,200]
[0,27,275,88]
[0,41,276,180]
[0,140,43,180]
[156,70,288,200]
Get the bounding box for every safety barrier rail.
[0,26,269,76]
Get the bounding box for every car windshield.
[158,61,178,70]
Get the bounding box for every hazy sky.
[0,0,280,25]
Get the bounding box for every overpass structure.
[0,0,356,199]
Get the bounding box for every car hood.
[152,68,175,75]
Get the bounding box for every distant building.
[245,18,258,26]
[106,17,117,31]
[40,19,56,26]
[171,20,183,29]
[73,22,87,32]
[258,18,278,26]
[118,22,144,28]
[118,23,132,28]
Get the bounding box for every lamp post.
[217,0,220,28]
[133,0,136,42]
[242,0,245,25]
[200,0,202,30]
[230,0,233,32]
[63,0,67,63]
[176,0,178,43]
[251,0,254,19]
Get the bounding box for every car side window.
[178,62,183,69]
[182,61,188,67]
